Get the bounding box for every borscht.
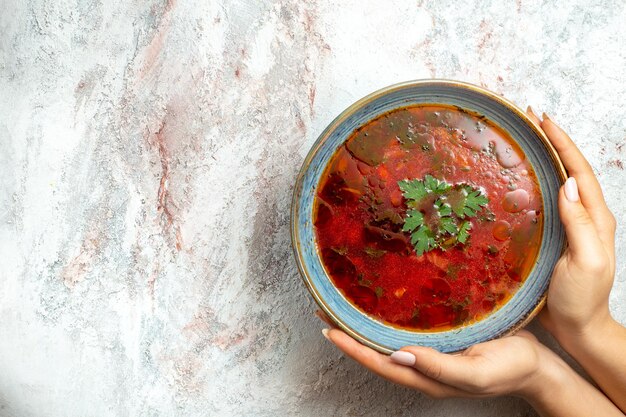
[314,105,543,331]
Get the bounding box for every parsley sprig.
[398,175,489,256]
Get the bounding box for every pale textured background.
[1,0,625,416]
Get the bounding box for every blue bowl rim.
[291,79,567,354]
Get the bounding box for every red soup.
[314,105,543,331]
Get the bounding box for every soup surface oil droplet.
[496,144,525,168]
[492,220,512,241]
[502,189,530,213]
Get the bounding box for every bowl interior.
[292,80,566,353]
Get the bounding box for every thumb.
[558,177,604,260]
[391,347,479,390]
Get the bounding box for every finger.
[315,310,337,328]
[538,307,556,334]
[540,115,616,248]
[324,329,469,398]
[558,178,605,261]
[394,345,484,392]
[515,329,538,343]
[526,106,542,125]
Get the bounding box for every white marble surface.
[1,1,625,416]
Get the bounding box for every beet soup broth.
[313,105,543,331]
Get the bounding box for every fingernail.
[390,351,416,366]
[564,177,579,202]
[322,328,330,340]
[527,105,541,121]
[542,112,551,121]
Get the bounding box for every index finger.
[398,345,483,391]
[324,329,468,398]
[539,114,616,251]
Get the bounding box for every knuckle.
[587,258,608,274]
[607,211,617,231]
[421,362,443,380]
[467,373,491,392]
[571,210,593,226]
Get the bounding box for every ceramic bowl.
[291,79,566,354]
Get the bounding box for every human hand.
[525,109,626,413]
[318,313,625,416]
[525,108,617,344]
[316,312,553,400]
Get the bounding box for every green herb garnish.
[398,175,451,200]
[398,175,489,256]
[404,213,437,255]
[457,220,472,244]
[453,189,489,218]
